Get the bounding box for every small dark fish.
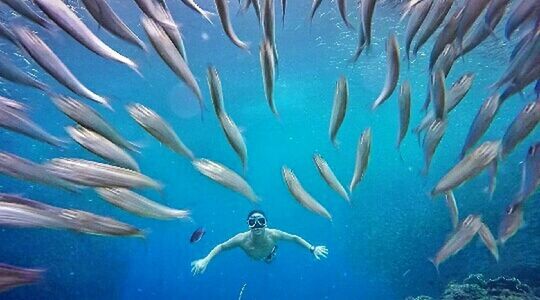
[501,100,540,158]
[372,33,399,110]
[397,80,411,151]
[361,0,377,48]
[350,128,371,193]
[461,94,500,158]
[180,0,215,25]
[505,0,540,40]
[215,0,249,50]
[478,222,499,262]
[329,76,348,146]
[498,202,524,245]
[309,0,323,24]
[337,0,354,29]
[404,0,433,63]
[0,53,49,92]
[422,118,447,176]
[0,263,43,293]
[190,227,205,243]
[428,7,463,71]
[0,0,52,29]
[454,0,491,49]
[413,0,453,56]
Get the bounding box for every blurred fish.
[160,2,189,64]
[45,158,162,191]
[372,33,399,110]
[0,95,27,112]
[259,39,277,116]
[66,125,140,171]
[501,100,540,158]
[180,0,215,25]
[0,53,48,92]
[430,70,446,120]
[280,0,286,26]
[361,0,377,48]
[0,263,43,293]
[514,142,540,204]
[13,27,110,109]
[262,0,278,65]
[431,140,500,196]
[282,166,332,221]
[429,7,463,71]
[192,158,258,202]
[190,227,205,243]
[430,215,482,272]
[484,0,510,30]
[349,128,371,193]
[215,0,249,50]
[432,43,457,77]
[413,0,453,56]
[454,0,491,50]
[34,0,139,74]
[241,0,261,24]
[141,17,203,112]
[350,9,366,63]
[329,76,348,146]
[51,95,137,152]
[0,194,73,229]
[505,0,540,40]
[206,67,248,171]
[461,94,500,158]
[134,0,177,29]
[422,118,446,175]
[478,222,499,262]
[313,154,349,202]
[0,151,80,192]
[498,202,523,245]
[0,0,52,29]
[500,58,540,102]
[337,0,353,29]
[0,22,16,45]
[60,208,145,237]
[309,0,323,25]
[96,188,190,220]
[445,191,458,229]
[397,80,411,152]
[82,0,147,51]
[403,0,432,63]
[126,103,194,160]
[0,103,66,147]
[460,5,505,58]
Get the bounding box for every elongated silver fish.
[478,222,499,262]
[329,76,348,146]
[13,27,110,109]
[0,0,52,29]
[0,104,66,147]
[500,58,540,102]
[428,7,463,71]
[505,0,540,40]
[51,95,136,151]
[0,96,27,112]
[180,0,215,25]
[282,166,332,220]
[215,0,249,50]
[430,71,446,120]
[96,188,190,220]
[262,0,278,66]
[82,0,147,51]
[126,103,194,160]
[0,22,17,45]
[432,140,501,196]
[134,0,177,29]
[351,8,366,63]
[34,0,139,74]
[413,0,453,56]
[454,0,491,49]
[430,215,482,272]
[485,0,510,28]
[514,142,540,204]
[45,158,162,191]
[372,34,399,110]
[361,0,377,48]
[350,128,371,193]
[0,263,43,293]
[66,126,140,171]
[460,5,505,57]
[501,100,540,158]
[192,158,258,202]
[337,0,353,29]
[259,39,277,116]
[404,0,433,63]
[461,94,500,158]
[422,118,446,175]
[397,80,411,151]
[309,0,323,24]
[160,2,189,64]
[432,43,457,77]
[0,54,48,92]
[444,191,458,229]
[141,16,203,112]
[498,202,523,244]
[313,154,349,202]
[0,151,79,192]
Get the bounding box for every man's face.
[248,213,267,235]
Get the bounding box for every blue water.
[0,0,538,299]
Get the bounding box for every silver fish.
[329,76,348,146]
[460,4,505,57]
[500,57,540,102]
[430,70,446,120]
[413,0,453,56]
[372,33,399,110]
[0,95,27,112]
[430,215,482,272]
[501,100,540,158]
[309,0,323,24]
[349,128,372,193]
[0,263,43,293]
[422,118,446,175]
[514,142,540,204]
[259,39,277,116]
[478,222,499,262]
[0,54,48,91]
[51,95,136,151]
[158,1,189,64]
[141,16,203,112]
[192,158,259,202]
[206,67,247,170]
[126,103,194,160]
[0,0,52,29]
[485,0,510,29]
[82,0,147,51]
[505,0,540,40]
[282,166,332,220]
[180,0,215,25]
[215,0,249,50]
[66,126,140,171]
[404,0,433,63]
[134,0,177,29]
[361,0,377,48]
[444,190,458,229]
[428,7,463,71]
[431,140,501,196]
[0,22,17,45]
[454,0,491,49]
[397,80,411,150]
[242,0,261,23]
[0,151,79,192]
[0,104,66,147]
[13,27,110,109]
[461,94,500,158]
[262,0,278,65]
[313,154,349,202]
[432,43,457,77]
[351,8,366,63]
[45,158,162,191]
[498,202,523,244]
[34,0,139,74]
[96,188,190,220]
[337,0,353,29]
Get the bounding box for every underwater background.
[0,0,538,299]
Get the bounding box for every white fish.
[313,154,349,202]
[350,128,372,193]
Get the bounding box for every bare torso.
[238,229,279,260]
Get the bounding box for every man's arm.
[270,229,329,260]
[191,233,244,275]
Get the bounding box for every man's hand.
[313,246,329,260]
[191,258,209,275]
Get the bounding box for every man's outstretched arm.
[191,233,243,275]
[271,229,329,260]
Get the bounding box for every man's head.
[247,210,267,235]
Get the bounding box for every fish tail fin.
[201,10,216,26]
[428,257,440,276]
[127,141,143,154]
[174,209,192,220]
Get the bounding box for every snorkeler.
[191,210,329,275]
